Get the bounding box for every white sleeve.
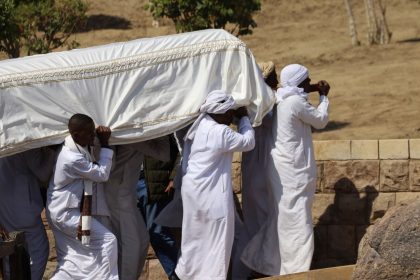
[219,117,255,153]
[68,148,114,182]
[295,95,329,129]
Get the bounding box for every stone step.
[261,265,355,280]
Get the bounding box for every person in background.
[137,134,180,280]
[232,61,278,279]
[0,147,55,280]
[104,138,170,280]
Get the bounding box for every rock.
[352,199,420,280]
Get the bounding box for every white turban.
[280,64,309,87]
[185,90,235,141]
[276,64,309,103]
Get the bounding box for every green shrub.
[0,0,87,58]
[145,0,261,36]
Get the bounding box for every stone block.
[379,139,409,159]
[312,194,334,224]
[409,139,420,159]
[380,160,409,192]
[367,192,396,222]
[233,151,242,163]
[231,161,242,193]
[395,192,420,204]
[409,160,420,191]
[327,225,356,261]
[316,161,324,193]
[323,160,379,193]
[351,140,378,159]
[314,140,351,160]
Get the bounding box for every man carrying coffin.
[47,114,118,280]
[175,90,255,280]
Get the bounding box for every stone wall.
[232,139,420,269]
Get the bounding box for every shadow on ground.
[313,121,350,133]
[397,37,420,43]
[78,14,132,32]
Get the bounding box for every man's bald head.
[68,114,94,133]
[68,114,95,146]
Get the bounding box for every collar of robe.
[275,86,308,104]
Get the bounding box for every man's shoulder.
[59,146,85,164]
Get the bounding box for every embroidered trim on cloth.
[0,39,247,89]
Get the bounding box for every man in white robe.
[241,64,330,275]
[104,139,170,280]
[175,90,255,280]
[0,147,55,280]
[47,114,118,280]
[232,61,278,279]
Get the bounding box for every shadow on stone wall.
[311,179,378,269]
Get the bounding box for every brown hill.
[4,0,420,140]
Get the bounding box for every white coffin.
[0,29,274,157]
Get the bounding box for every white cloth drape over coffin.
[0,29,274,158]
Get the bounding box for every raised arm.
[219,116,255,153]
[295,95,329,129]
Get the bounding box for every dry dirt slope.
[3,0,420,140]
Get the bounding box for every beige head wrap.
[257,61,275,79]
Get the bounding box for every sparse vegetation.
[0,0,87,58]
[144,0,261,36]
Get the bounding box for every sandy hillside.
[3,0,420,140]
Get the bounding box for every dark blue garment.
[137,179,179,276]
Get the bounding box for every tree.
[343,0,391,46]
[0,0,87,58]
[0,0,21,58]
[144,0,261,36]
[364,0,391,45]
[343,0,360,46]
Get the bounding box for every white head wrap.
[276,64,309,103]
[184,90,235,141]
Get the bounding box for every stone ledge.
[379,139,409,159]
[261,265,355,280]
[395,192,420,204]
[351,140,378,159]
[314,140,351,160]
[409,139,420,159]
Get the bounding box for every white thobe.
[47,146,118,280]
[104,139,170,280]
[0,148,55,280]
[175,115,255,280]
[232,113,275,279]
[241,94,329,275]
